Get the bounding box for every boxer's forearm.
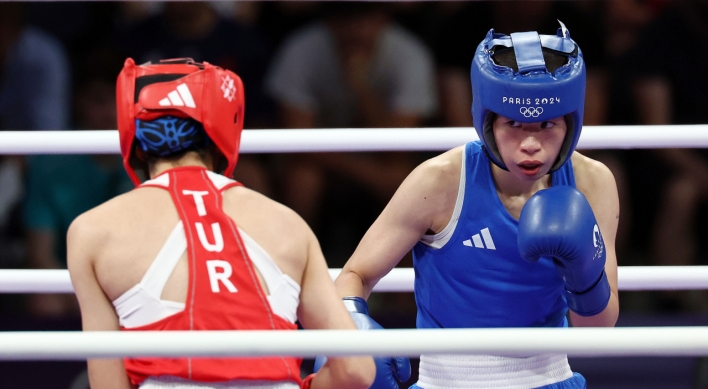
[87,359,136,389]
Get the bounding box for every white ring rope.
[1,266,707,294]
[1,327,708,360]
[1,125,708,154]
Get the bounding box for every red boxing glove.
[301,374,315,389]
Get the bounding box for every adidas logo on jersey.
[463,227,496,250]
[159,83,196,108]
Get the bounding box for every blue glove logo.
[592,224,604,260]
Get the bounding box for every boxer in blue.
[330,22,620,389]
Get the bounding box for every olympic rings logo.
[519,107,544,118]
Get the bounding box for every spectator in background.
[115,2,272,124]
[114,1,275,195]
[257,1,324,48]
[599,0,664,265]
[629,1,708,311]
[0,3,70,132]
[23,49,133,317]
[0,2,70,270]
[266,2,437,263]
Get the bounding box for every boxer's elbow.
[333,356,376,389]
[349,356,376,389]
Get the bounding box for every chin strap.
[301,373,315,389]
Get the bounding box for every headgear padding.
[471,22,586,172]
[116,58,245,186]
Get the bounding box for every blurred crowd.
[1,0,708,321]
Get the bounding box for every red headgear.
[116,58,245,186]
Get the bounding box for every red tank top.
[122,167,301,386]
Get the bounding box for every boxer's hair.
[132,116,226,180]
[491,46,573,74]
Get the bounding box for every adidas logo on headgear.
[159,83,196,108]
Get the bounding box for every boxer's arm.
[336,150,461,299]
[297,226,375,389]
[67,216,136,389]
[571,155,620,327]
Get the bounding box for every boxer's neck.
[149,152,212,179]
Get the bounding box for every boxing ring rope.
[3,125,708,362]
[2,266,708,294]
[2,327,708,360]
[1,125,708,154]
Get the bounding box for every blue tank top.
[412,141,575,329]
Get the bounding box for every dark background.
[1,1,708,388]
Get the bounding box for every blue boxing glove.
[518,186,611,316]
[314,297,411,388]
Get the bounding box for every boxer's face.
[493,115,567,180]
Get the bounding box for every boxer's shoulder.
[69,188,179,261]
[371,146,466,235]
[222,185,311,239]
[66,205,108,267]
[570,152,619,230]
[222,185,313,279]
[419,146,464,182]
[571,152,616,199]
[68,193,128,239]
[406,146,464,204]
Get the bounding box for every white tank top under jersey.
[415,147,573,389]
[112,173,301,389]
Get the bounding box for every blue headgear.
[471,21,586,172]
[135,116,209,157]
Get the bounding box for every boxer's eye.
[540,121,555,129]
[507,120,521,128]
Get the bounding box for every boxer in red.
[68,58,375,389]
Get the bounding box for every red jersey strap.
[123,166,302,385]
[301,374,315,389]
[166,166,276,331]
[140,168,243,192]
[219,180,242,191]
